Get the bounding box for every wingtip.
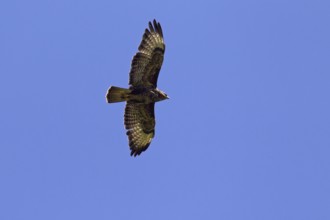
[151,19,163,38]
[129,142,151,157]
[130,150,141,157]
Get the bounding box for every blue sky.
[1,0,329,219]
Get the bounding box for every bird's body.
[130,87,168,104]
[106,20,168,156]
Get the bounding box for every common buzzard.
[106,19,168,157]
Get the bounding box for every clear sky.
[1,0,329,219]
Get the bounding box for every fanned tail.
[106,86,131,103]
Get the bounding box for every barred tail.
[106,86,131,103]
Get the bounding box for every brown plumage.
[106,19,168,156]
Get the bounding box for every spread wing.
[129,19,165,88]
[124,102,156,156]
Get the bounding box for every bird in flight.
[106,19,168,157]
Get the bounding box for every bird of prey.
[106,19,168,157]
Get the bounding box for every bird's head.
[156,89,169,101]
